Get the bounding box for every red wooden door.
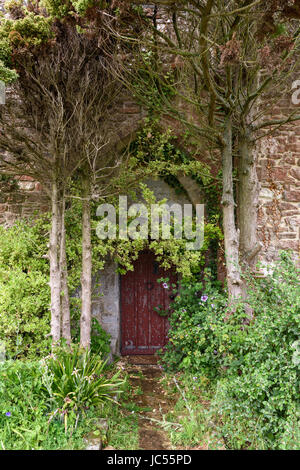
[121,251,177,355]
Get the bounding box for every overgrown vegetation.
[161,252,300,449]
[0,174,221,359]
[0,348,122,450]
[0,0,299,452]
[0,210,114,358]
[0,218,51,358]
[42,345,124,425]
[0,345,143,450]
[158,373,223,450]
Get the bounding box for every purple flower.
[211,304,215,308]
[5,412,11,417]
[162,282,169,289]
[182,308,186,313]
[193,376,197,381]
[201,295,208,302]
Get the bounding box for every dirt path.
[108,358,223,451]
[128,365,174,450]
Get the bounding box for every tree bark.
[60,193,71,346]
[238,132,262,269]
[49,180,61,345]
[80,174,92,350]
[221,118,243,301]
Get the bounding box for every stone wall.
[257,124,300,266]
[0,88,144,226]
[92,259,120,356]
[0,175,48,226]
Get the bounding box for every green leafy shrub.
[0,219,51,359]
[0,213,83,359]
[162,252,300,449]
[1,11,53,47]
[212,253,300,449]
[90,318,111,357]
[0,209,109,359]
[160,271,227,377]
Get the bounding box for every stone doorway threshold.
[123,355,159,365]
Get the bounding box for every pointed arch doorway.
[120,251,178,356]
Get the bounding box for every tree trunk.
[221,118,243,302]
[60,193,71,346]
[80,174,92,350]
[50,180,61,345]
[238,133,262,269]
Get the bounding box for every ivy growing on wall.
[128,119,223,278]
